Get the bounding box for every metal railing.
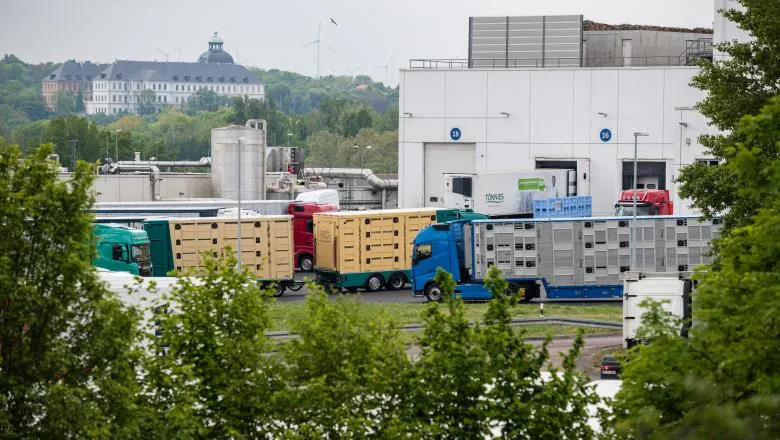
[410,53,717,70]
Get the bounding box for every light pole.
[114,129,122,160]
[286,132,293,147]
[236,137,244,271]
[631,131,650,271]
[352,144,372,169]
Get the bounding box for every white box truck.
[623,272,693,348]
[441,170,577,217]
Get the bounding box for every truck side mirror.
[112,245,123,261]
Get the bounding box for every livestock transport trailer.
[313,208,441,292]
[411,216,720,302]
[143,215,299,296]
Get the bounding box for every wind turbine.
[302,19,335,79]
[156,48,170,62]
[372,53,395,85]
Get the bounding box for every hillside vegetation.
[0,55,399,172]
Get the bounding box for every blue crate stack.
[534,195,592,218]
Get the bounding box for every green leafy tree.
[276,285,410,438]
[136,89,157,116]
[402,267,598,438]
[54,89,77,116]
[0,141,143,438]
[143,251,281,439]
[679,0,780,231]
[610,99,780,438]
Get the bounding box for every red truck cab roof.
[288,202,338,217]
[616,189,670,206]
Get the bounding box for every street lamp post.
[631,131,650,271]
[114,129,122,160]
[236,137,244,271]
[352,144,372,169]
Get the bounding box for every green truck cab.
[92,223,152,276]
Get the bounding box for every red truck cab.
[615,189,674,216]
[288,202,337,271]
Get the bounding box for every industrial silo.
[210,120,267,200]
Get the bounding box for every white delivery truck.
[623,272,693,348]
[441,170,577,217]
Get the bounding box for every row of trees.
[2,93,400,172]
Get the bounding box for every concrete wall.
[584,30,712,67]
[91,174,214,202]
[398,66,718,216]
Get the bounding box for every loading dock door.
[423,143,476,207]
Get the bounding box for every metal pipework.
[303,167,398,190]
[117,157,211,168]
[108,164,162,201]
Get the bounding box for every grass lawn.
[267,299,621,332]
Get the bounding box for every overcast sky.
[2,0,715,85]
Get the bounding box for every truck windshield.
[414,243,432,264]
[615,205,651,216]
[131,244,151,262]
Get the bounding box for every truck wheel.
[365,274,385,292]
[272,283,285,297]
[299,254,314,272]
[425,283,443,302]
[386,272,406,290]
[287,282,304,292]
[502,283,520,299]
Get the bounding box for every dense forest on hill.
[0,55,399,173]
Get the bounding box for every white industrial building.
[398,2,745,216]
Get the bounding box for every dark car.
[600,356,621,379]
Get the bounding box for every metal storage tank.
[211,119,267,200]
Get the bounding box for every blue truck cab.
[411,221,537,301]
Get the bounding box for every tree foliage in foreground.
[0,141,142,439]
[609,96,780,438]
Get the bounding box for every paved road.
[101,270,621,306]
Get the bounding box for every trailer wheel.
[298,254,314,272]
[386,272,406,290]
[365,274,385,292]
[424,282,443,302]
[502,282,520,299]
[271,283,285,298]
[287,281,304,292]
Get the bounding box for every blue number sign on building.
[450,127,462,141]
[599,128,612,142]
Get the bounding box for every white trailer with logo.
[623,272,694,348]
[441,170,576,217]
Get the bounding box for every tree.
[610,99,780,439]
[0,141,143,438]
[54,90,78,116]
[678,0,780,231]
[136,89,158,116]
[276,285,409,437]
[143,251,281,439]
[401,267,598,438]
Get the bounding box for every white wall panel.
[616,69,665,144]
[402,71,446,117]
[444,71,488,118]
[589,70,619,144]
[486,70,531,143]
[529,70,575,144]
[571,70,592,144]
